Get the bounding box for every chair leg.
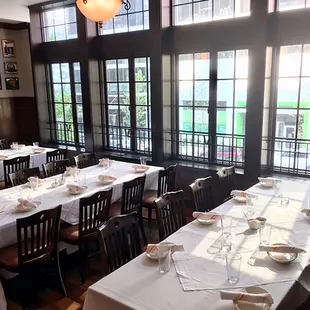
[56,251,67,297]
[148,206,152,222]
[139,216,148,246]
[79,244,86,284]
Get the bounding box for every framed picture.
[5,77,19,90]
[4,62,18,74]
[1,40,16,58]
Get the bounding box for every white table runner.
[83,177,310,310]
[0,146,56,181]
[0,160,161,249]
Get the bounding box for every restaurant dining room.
[1,0,310,309]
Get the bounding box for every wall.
[0,2,30,24]
[0,27,38,143]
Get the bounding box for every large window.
[262,44,310,175]
[104,57,151,154]
[99,0,149,35]
[50,62,85,147]
[42,3,78,42]
[176,49,248,166]
[277,0,310,11]
[173,0,250,25]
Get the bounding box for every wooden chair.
[217,166,236,203]
[3,155,30,188]
[60,189,112,283]
[8,167,41,187]
[98,212,141,274]
[74,153,96,169]
[189,176,215,212]
[109,175,147,245]
[143,164,177,221]
[0,206,66,308]
[0,139,10,150]
[43,159,70,178]
[154,190,186,241]
[46,149,67,163]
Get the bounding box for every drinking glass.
[259,224,272,245]
[246,196,256,218]
[158,246,171,274]
[102,158,110,174]
[221,215,232,234]
[221,215,232,252]
[33,142,39,147]
[221,232,232,253]
[30,177,39,192]
[12,142,18,150]
[140,156,147,166]
[226,252,242,284]
[79,173,87,187]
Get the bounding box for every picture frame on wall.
[4,62,18,74]
[5,77,19,90]
[1,40,16,58]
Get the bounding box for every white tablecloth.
[0,146,56,181]
[0,161,161,249]
[83,178,310,310]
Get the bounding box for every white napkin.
[302,209,310,217]
[147,243,184,254]
[259,245,306,254]
[231,190,257,199]
[258,177,282,183]
[220,290,273,304]
[17,199,36,209]
[192,211,221,221]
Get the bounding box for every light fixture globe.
[76,0,123,27]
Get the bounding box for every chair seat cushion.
[109,201,121,218]
[143,190,157,207]
[0,243,18,270]
[60,224,79,244]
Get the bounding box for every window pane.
[136,83,148,105]
[53,8,65,25]
[55,104,64,121]
[77,104,83,123]
[179,81,193,106]
[195,53,210,79]
[120,106,131,127]
[217,108,233,134]
[217,80,234,107]
[236,50,248,78]
[193,1,212,23]
[135,58,147,81]
[179,54,193,80]
[194,108,209,132]
[137,106,148,128]
[279,45,302,77]
[45,27,55,42]
[129,12,144,31]
[214,0,234,20]
[65,6,76,23]
[278,0,305,11]
[106,60,117,82]
[235,80,248,107]
[75,84,82,103]
[64,104,73,122]
[62,84,72,103]
[119,83,130,104]
[300,78,310,108]
[218,51,235,79]
[66,23,78,39]
[275,110,297,139]
[235,0,251,16]
[73,63,81,83]
[108,106,119,125]
[118,59,129,81]
[302,45,310,76]
[43,10,54,26]
[55,25,66,41]
[53,84,62,102]
[179,107,193,131]
[194,81,209,106]
[174,4,192,25]
[277,78,299,108]
[107,83,118,104]
[61,63,70,82]
[51,64,61,83]
[234,109,246,135]
[114,15,128,33]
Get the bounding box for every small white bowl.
[267,243,298,264]
[133,165,149,173]
[234,196,247,203]
[234,287,272,310]
[98,175,117,185]
[67,185,88,195]
[247,219,261,230]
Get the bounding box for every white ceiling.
[17,0,50,5]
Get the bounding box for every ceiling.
[17,0,50,5]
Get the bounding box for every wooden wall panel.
[0,98,16,140]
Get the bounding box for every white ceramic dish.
[267,243,297,264]
[98,175,117,185]
[196,218,217,226]
[15,201,41,213]
[248,219,261,230]
[234,287,272,310]
[67,185,88,195]
[133,165,149,173]
[145,249,168,261]
[234,196,247,203]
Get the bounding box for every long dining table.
[0,145,57,181]
[83,177,310,310]
[0,160,162,250]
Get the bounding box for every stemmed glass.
[102,158,110,175]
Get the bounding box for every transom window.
[99,0,149,35]
[104,57,151,154]
[277,0,310,11]
[176,49,248,166]
[173,0,251,25]
[42,3,78,42]
[50,62,85,148]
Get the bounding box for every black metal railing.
[261,137,310,176]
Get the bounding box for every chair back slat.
[154,190,186,241]
[157,164,177,197]
[190,176,214,212]
[16,205,61,266]
[217,166,236,202]
[74,153,96,169]
[98,213,141,274]
[121,175,146,214]
[79,189,112,238]
[4,155,30,187]
[43,159,70,178]
[0,139,10,150]
[46,149,67,163]
[9,167,41,188]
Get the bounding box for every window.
[176,49,248,166]
[42,3,78,42]
[50,62,85,148]
[104,57,151,154]
[263,44,310,175]
[99,0,149,35]
[173,0,251,25]
[277,0,310,11]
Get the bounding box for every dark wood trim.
[0,22,29,30]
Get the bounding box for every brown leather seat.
[0,244,19,269]
[143,190,157,207]
[59,224,79,244]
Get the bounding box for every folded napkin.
[220,290,273,304]
[231,190,257,199]
[302,209,310,217]
[192,211,221,221]
[17,199,36,209]
[259,245,306,254]
[147,243,184,254]
[258,177,282,183]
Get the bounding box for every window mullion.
[129,57,137,153]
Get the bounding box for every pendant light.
[76,0,131,28]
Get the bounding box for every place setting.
[97,158,118,185]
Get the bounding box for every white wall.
[0,28,34,97]
[0,1,30,23]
